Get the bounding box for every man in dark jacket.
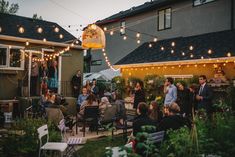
[133,81,145,109]
[71,70,82,98]
[196,75,213,117]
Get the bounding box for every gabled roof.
[115,30,235,65]
[0,13,78,43]
[96,0,187,25]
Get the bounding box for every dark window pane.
[0,47,7,66]
[158,10,165,30]
[10,48,21,67]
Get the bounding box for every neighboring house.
[0,13,83,99]
[90,0,234,77]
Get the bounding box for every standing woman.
[39,61,48,95]
[133,81,145,109]
[48,60,58,93]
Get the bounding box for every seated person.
[133,102,156,136]
[78,94,98,118]
[148,101,163,124]
[158,102,191,131]
[77,87,89,112]
[99,97,111,120]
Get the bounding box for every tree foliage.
[0,0,19,14]
[32,13,43,20]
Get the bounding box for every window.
[0,44,24,70]
[0,47,7,67]
[91,60,102,66]
[193,0,215,6]
[158,8,172,31]
[120,21,125,35]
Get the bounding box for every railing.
[60,81,73,97]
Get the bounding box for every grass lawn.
[74,135,126,157]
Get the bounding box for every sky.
[9,0,149,38]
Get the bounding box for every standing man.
[133,81,145,109]
[71,70,82,98]
[196,75,213,117]
[164,77,177,107]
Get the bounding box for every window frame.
[157,7,172,31]
[0,44,25,70]
[192,0,216,7]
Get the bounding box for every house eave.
[0,34,83,50]
[114,57,235,69]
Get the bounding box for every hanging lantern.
[82,24,106,49]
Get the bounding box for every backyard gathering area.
[1,0,235,157]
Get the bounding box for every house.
[0,13,83,99]
[90,0,234,81]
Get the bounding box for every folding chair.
[37,124,68,157]
[58,119,84,156]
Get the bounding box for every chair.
[115,105,135,140]
[99,105,118,138]
[37,124,68,157]
[82,106,99,137]
[58,119,84,156]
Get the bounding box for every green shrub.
[2,118,61,157]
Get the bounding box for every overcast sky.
[9,0,149,38]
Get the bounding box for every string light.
[161,47,164,51]
[136,32,140,38]
[103,27,107,31]
[227,52,231,57]
[37,27,43,33]
[59,34,64,39]
[123,36,127,40]
[171,42,175,47]
[149,43,152,48]
[201,56,204,59]
[208,49,212,54]
[9,45,12,49]
[171,50,174,54]
[190,54,194,58]
[182,52,185,56]
[137,39,140,44]
[110,31,114,35]
[102,48,105,52]
[203,64,206,67]
[71,43,74,47]
[153,37,158,42]
[0,27,2,32]
[18,27,24,33]
[26,41,29,46]
[75,40,79,44]
[54,27,60,32]
[43,38,47,42]
[189,46,193,50]
[120,28,124,33]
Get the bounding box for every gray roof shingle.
[115,30,235,65]
[0,13,78,43]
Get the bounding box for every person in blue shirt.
[77,87,89,112]
[164,77,177,107]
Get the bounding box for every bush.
[2,118,61,157]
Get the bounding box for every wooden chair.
[37,124,68,157]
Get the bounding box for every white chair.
[37,124,68,157]
[58,119,84,156]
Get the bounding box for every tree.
[32,13,43,20]
[0,0,19,14]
